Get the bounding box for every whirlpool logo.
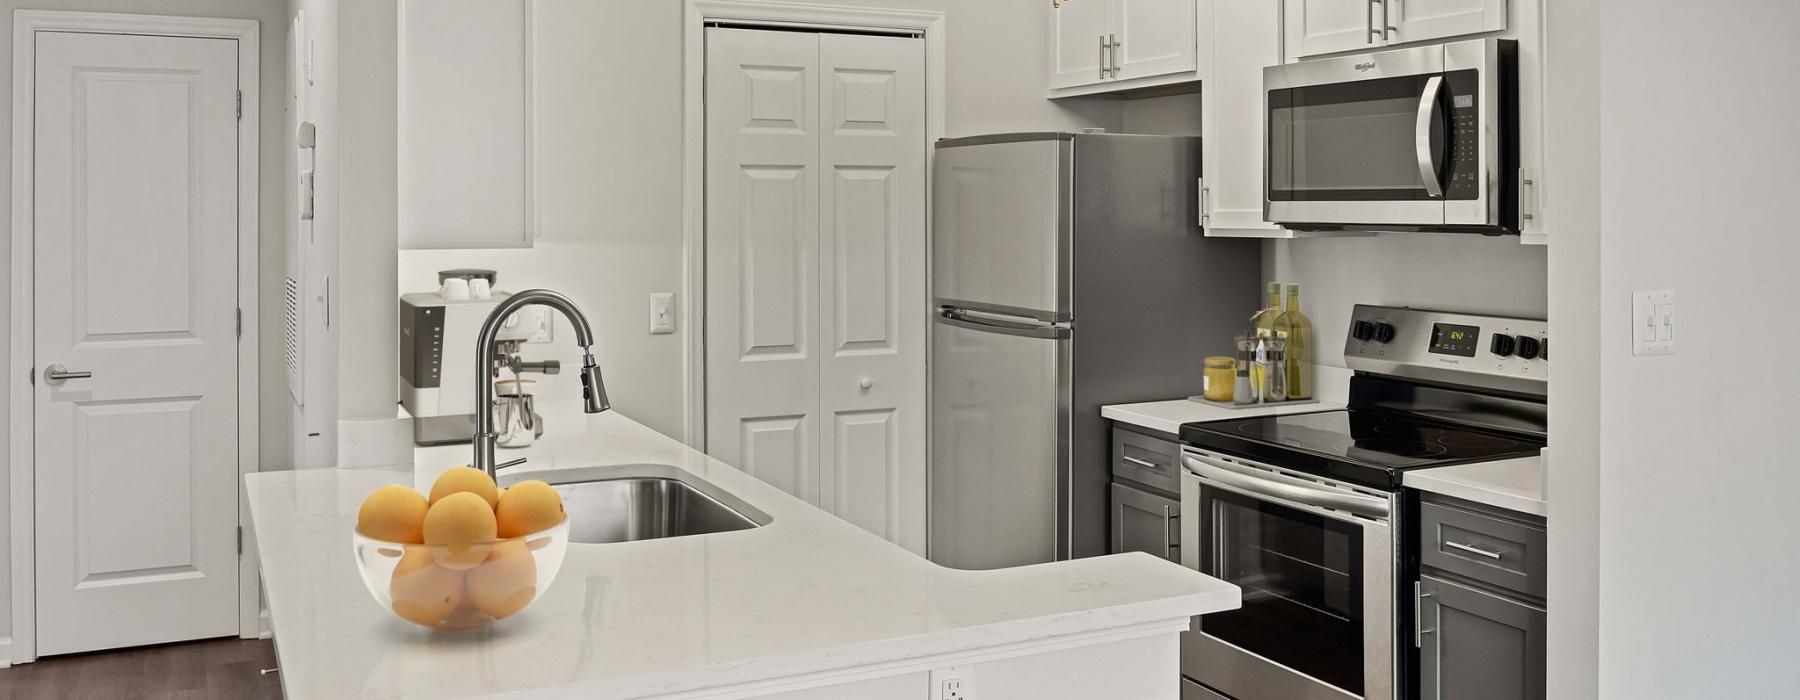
[1354,61,1377,72]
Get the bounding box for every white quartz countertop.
[1102,398,1347,436]
[1403,453,1547,517]
[247,408,1240,699]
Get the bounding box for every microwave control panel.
[1444,69,1483,201]
[1344,305,1547,389]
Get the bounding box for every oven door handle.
[1183,454,1391,519]
[1414,74,1445,199]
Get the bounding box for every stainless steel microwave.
[1264,38,1518,235]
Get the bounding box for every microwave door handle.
[1415,75,1445,199]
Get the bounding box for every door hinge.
[236,90,243,121]
[236,307,243,339]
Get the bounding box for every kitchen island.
[246,407,1240,699]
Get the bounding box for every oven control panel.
[1344,305,1547,394]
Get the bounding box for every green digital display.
[1430,323,1480,357]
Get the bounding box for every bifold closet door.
[705,27,926,553]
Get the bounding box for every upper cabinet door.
[1286,0,1381,60]
[1388,0,1506,45]
[1050,0,1115,90]
[1115,0,1198,80]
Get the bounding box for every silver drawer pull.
[1445,540,1504,560]
[1121,455,1164,471]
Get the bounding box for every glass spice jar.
[1203,356,1236,402]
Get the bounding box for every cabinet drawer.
[1420,501,1546,598]
[1111,481,1180,563]
[1112,427,1181,493]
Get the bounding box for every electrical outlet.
[930,666,971,700]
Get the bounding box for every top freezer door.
[932,134,1072,320]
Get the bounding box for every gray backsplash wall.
[1120,93,1549,368]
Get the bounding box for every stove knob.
[1351,320,1376,342]
[1372,322,1397,344]
[1490,333,1517,358]
[1516,336,1541,360]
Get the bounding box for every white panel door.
[32,31,242,655]
[1049,0,1114,90]
[706,28,927,553]
[1388,0,1506,45]
[1286,0,1381,60]
[816,33,926,554]
[705,28,822,500]
[1115,0,1197,81]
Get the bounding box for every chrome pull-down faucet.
[472,289,610,478]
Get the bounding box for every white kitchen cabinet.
[1199,0,1286,237]
[1284,0,1506,62]
[1051,0,1113,91]
[399,0,534,250]
[1389,0,1507,45]
[1048,0,1208,98]
[1287,0,1380,59]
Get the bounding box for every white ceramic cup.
[469,278,492,299]
[441,278,471,301]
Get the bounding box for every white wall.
[1119,95,1551,358]
[1589,0,1800,695]
[0,0,291,655]
[400,0,1122,440]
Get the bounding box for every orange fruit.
[389,545,463,626]
[423,492,498,570]
[356,485,428,544]
[466,539,537,619]
[495,480,565,538]
[429,466,500,509]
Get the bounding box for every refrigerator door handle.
[937,307,1072,339]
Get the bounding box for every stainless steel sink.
[502,464,770,544]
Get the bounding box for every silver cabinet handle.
[1160,504,1178,560]
[1121,455,1163,471]
[1099,34,1109,79]
[1198,178,1211,228]
[1414,75,1446,199]
[1108,33,1122,76]
[44,364,92,385]
[1444,540,1504,560]
[1414,581,1436,647]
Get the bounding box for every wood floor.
[0,637,282,700]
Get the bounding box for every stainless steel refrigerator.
[928,132,1258,570]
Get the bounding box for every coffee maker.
[399,270,551,445]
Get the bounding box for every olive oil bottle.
[1275,284,1313,400]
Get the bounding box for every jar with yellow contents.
[1202,356,1236,402]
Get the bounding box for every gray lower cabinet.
[1109,481,1179,563]
[1180,677,1230,700]
[1418,574,1547,700]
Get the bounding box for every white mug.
[441,278,471,301]
[469,278,492,299]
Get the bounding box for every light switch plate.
[1633,289,1675,356]
[649,292,676,334]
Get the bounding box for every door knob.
[859,377,873,390]
[44,364,93,385]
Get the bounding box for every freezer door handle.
[937,307,1071,339]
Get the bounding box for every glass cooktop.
[1179,409,1545,488]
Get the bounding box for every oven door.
[1263,40,1503,231]
[1179,449,1396,700]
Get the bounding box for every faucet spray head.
[579,351,610,414]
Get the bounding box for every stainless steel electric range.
[1176,305,1548,700]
